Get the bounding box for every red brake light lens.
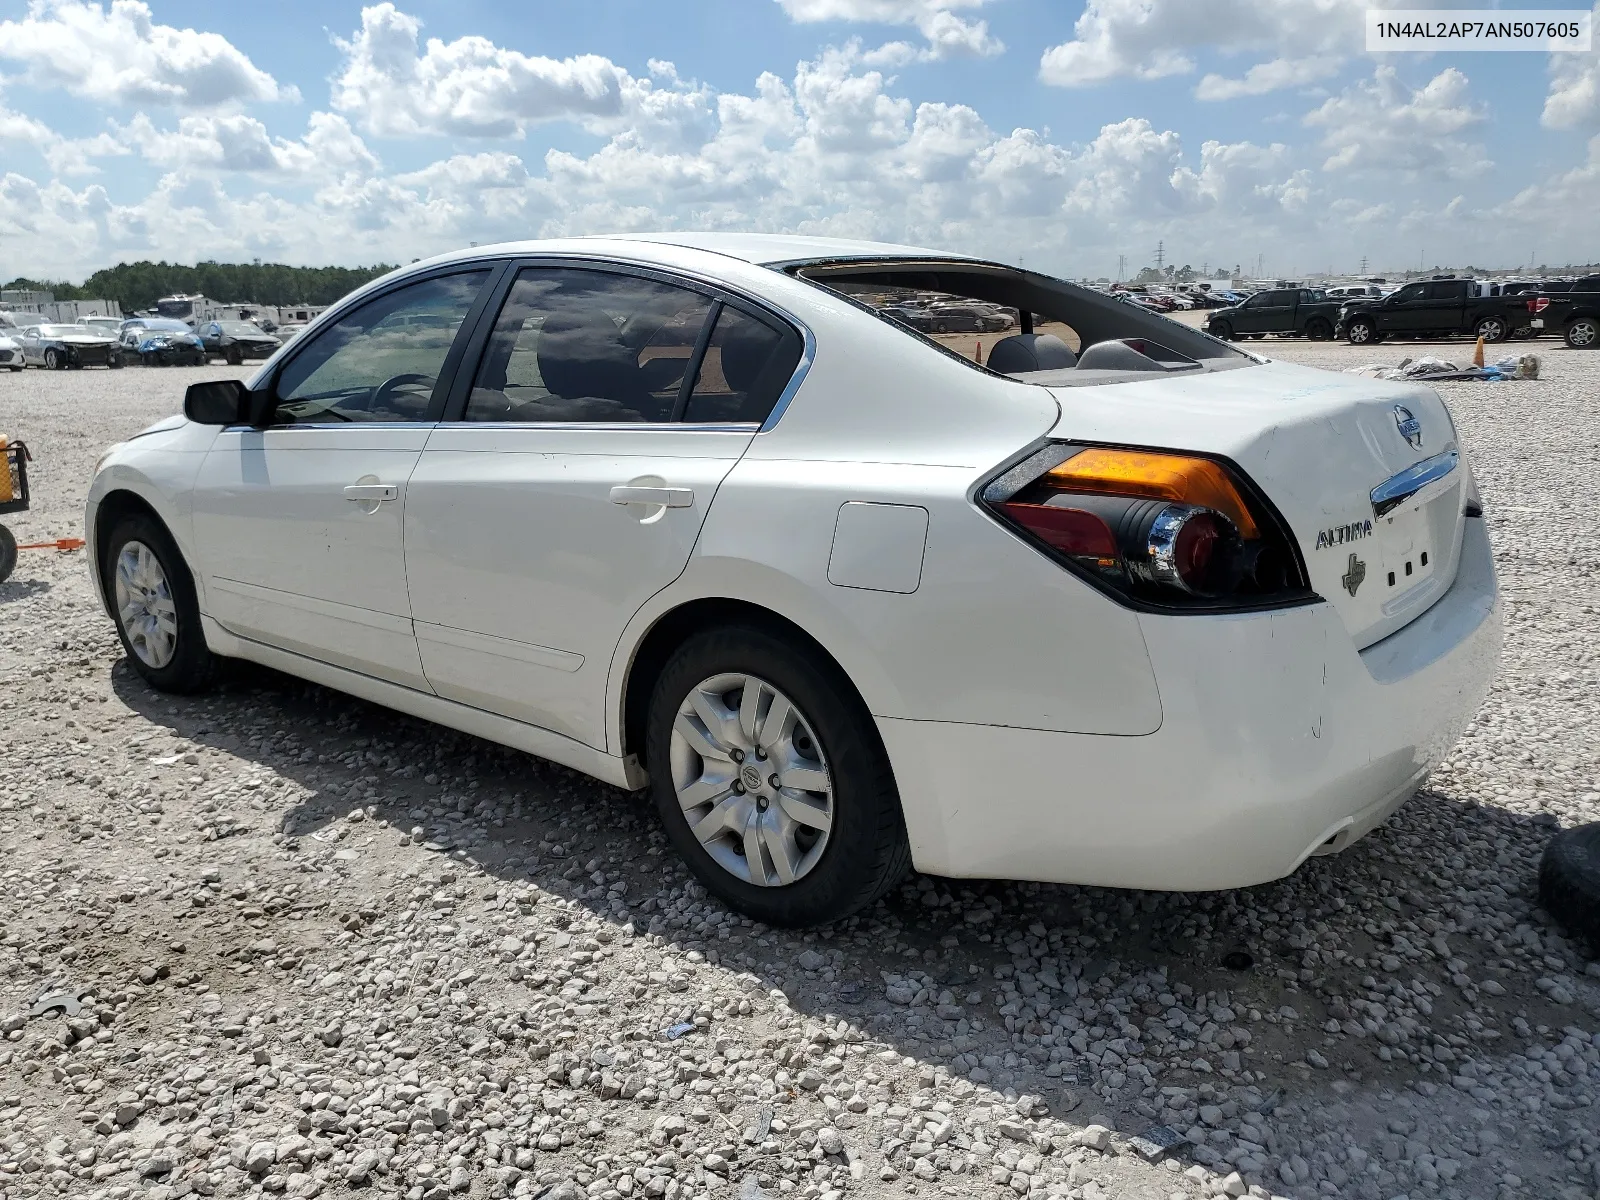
[983,444,1311,610]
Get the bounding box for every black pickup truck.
[1334,278,1533,345]
[1203,288,1343,341]
[1528,275,1600,349]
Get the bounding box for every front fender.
[86,429,219,618]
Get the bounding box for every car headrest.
[718,325,774,394]
[985,333,1077,374]
[537,307,642,401]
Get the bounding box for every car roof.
[422,232,974,270]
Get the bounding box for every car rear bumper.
[880,517,1500,891]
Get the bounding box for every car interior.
[791,259,1253,386]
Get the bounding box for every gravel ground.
[0,342,1597,1200]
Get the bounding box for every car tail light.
[983,443,1313,610]
[1528,297,1550,313]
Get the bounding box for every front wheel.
[104,514,216,693]
[1475,315,1508,344]
[108,353,123,369]
[1346,318,1377,345]
[226,347,243,366]
[646,625,910,926]
[1565,317,1599,349]
[0,525,15,583]
[1210,321,1233,341]
[44,348,60,370]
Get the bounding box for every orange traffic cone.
[1472,336,1485,368]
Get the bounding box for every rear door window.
[464,268,714,424]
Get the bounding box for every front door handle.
[344,484,398,502]
[609,486,694,508]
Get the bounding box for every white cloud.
[773,0,1002,59]
[0,0,294,108]
[1305,66,1488,177]
[1196,56,1342,101]
[1542,1,1600,130]
[115,112,379,177]
[329,3,715,147]
[0,85,129,177]
[1039,0,1364,90]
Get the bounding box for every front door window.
[272,271,490,424]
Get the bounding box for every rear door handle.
[609,486,694,508]
[344,484,398,502]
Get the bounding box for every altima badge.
[1394,405,1423,450]
[1342,553,1367,597]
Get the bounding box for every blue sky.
[1,0,1596,282]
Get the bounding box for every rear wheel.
[0,525,15,584]
[1305,318,1333,341]
[104,514,216,693]
[1565,316,1599,349]
[1475,315,1508,343]
[646,624,910,926]
[1346,318,1377,345]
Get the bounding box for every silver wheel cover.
[670,672,834,887]
[114,540,179,669]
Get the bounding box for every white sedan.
[85,234,1501,926]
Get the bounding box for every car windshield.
[218,321,267,335]
[138,319,192,333]
[40,324,90,336]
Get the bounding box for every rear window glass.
[683,305,801,424]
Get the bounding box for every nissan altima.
[85,235,1501,926]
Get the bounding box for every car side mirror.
[183,379,251,425]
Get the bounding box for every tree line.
[3,260,398,312]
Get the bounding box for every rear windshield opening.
[789,259,1252,385]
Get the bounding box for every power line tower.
[1153,240,1165,271]
[1116,254,1126,282]
[1359,254,1369,275]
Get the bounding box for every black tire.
[1539,822,1600,953]
[1565,316,1599,350]
[1475,315,1508,344]
[44,348,60,370]
[0,524,15,584]
[1210,321,1233,341]
[646,624,911,926]
[1346,318,1378,346]
[102,513,216,693]
[1306,318,1333,341]
[108,353,123,369]
[226,347,243,366]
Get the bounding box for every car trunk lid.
[1045,359,1467,649]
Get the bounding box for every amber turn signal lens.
[1045,448,1260,539]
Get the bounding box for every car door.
[188,267,496,690]
[403,262,804,750]
[1428,280,1468,332]
[1381,282,1431,333]
[19,328,39,365]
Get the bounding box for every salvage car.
[1205,287,1343,341]
[1527,275,1600,349]
[86,234,1501,926]
[196,320,281,364]
[0,333,22,371]
[1336,278,1533,345]
[20,323,123,369]
[130,319,207,366]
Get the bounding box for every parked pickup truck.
[1528,275,1600,349]
[1202,287,1343,341]
[1334,278,1533,345]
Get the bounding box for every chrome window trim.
[444,421,761,434]
[1370,449,1460,517]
